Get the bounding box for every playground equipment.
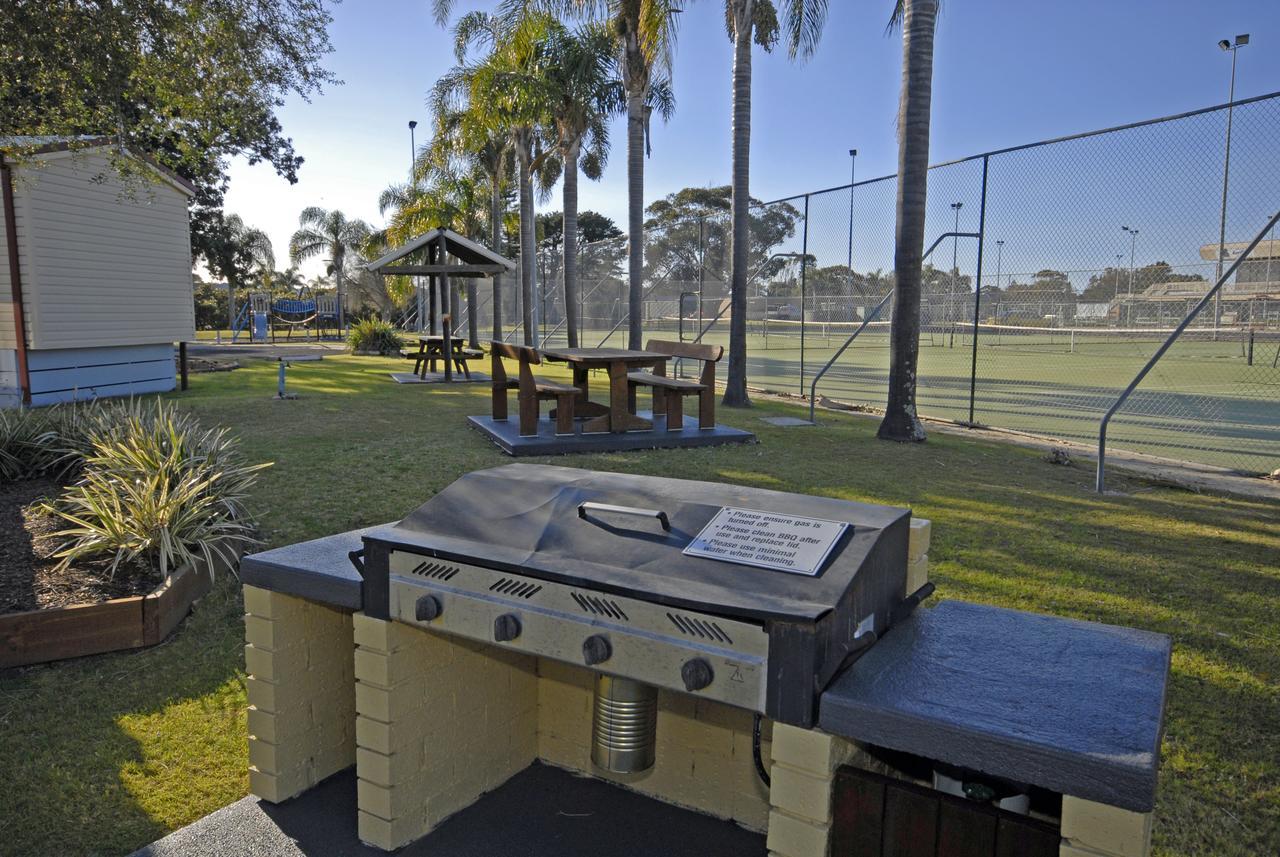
[232,292,343,343]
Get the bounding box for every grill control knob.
[582,634,612,666]
[681,658,715,692]
[494,613,522,642]
[414,595,443,622]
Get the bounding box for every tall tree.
[205,213,274,328]
[0,0,338,267]
[432,6,555,345]
[723,0,829,406]
[877,0,938,442]
[537,0,682,349]
[289,208,372,329]
[535,21,623,347]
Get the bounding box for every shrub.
[41,400,270,581]
[348,318,404,355]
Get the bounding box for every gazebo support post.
[492,273,503,342]
[439,234,453,383]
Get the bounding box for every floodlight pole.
[1214,35,1248,337]
[846,149,857,282]
[950,202,963,326]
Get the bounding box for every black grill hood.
[365,464,910,623]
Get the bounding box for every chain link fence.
[459,93,1280,476]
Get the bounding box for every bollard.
[273,358,298,400]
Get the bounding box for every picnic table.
[539,347,668,433]
[403,334,482,381]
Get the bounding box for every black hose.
[752,713,771,788]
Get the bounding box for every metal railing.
[1097,209,1280,490]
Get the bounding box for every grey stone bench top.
[819,600,1171,813]
[240,527,386,611]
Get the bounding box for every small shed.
[364,227,515,347]
[1,138,196,406]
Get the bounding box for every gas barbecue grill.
[355,464,920,740]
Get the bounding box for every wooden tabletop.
[540,347,663,363]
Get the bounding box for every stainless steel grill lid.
[368,464,910,623]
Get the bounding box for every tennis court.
[576,318,1279,474]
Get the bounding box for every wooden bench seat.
[626,372,706,392]
[490,342,577,436]
[627,340,724,431]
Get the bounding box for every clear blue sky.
[222,0,1280,279]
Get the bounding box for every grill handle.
[577,502,671,532]
[348,548,366,579]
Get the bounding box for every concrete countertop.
[820,599,1171,813]
[240,528,379,611]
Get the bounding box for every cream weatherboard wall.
[2,146,195,405]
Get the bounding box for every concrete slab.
[760,416,814,427]
[390,371,490,384]
[467,411,756,457]
[819,600,1172,813]
[129,763,765,857]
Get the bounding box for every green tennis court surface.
[556,322,1278,474]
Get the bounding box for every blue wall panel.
[25,343,176,407]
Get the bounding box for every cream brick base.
[764,723,857,857]
[536,659,774,832]
[352,613,538,851]
[1060,796,1154,857]
[243,585,356,803]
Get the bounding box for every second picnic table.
[405,334,482,380]
[539,347,668,433]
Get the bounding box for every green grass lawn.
[2,354,1274,856]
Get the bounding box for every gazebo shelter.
[364,227,515,348]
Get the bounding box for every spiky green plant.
[347,318,405,355]
[41,400,270,581]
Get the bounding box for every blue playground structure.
[232,292,343,343]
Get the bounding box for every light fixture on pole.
[409,120,421,331]
[994,239,1004,294]
[1114,253,1124,301]
[950,202,964,324]
[1121,226,1139,296]
[1214,34,1249,334]
[408,120,418,180]
[846,149,857,288]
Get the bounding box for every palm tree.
[722,0,829,407]
[877,0,937,443]
[535,21,622,347]
[432,7,554,345]
[288,207,372,329]
[530,0,681,350]
[427,128,513,341]
[219,213,274,328]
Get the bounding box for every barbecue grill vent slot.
[489,578,543,599]
[667,612,733,644]
[410,561,459,581]
[571,592,629,622]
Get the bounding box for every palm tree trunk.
[490,174,503,341]
[562,142,581,349]
[518,143,536,346]
[877,0,936,443]
[626,86,646,350]
[724,1,755,407]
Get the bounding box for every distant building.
[1141,240,1280,303]
[1,138,195,406]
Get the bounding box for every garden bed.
[0,478,236,668]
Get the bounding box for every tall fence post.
[800,194,810,397]
[968,155,990,425]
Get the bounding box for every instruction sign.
[683,507,849,576]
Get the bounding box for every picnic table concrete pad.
[819,600,1171,813]
[467,411,755,456]
[129,763,765,857]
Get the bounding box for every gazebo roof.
[364,227,515,278]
